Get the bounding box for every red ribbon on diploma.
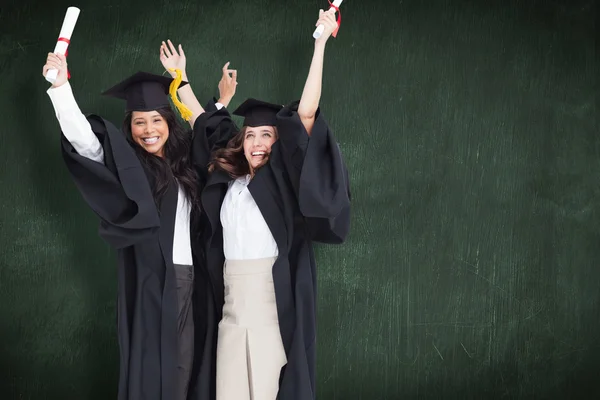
[328,0,342,37]
[58,37,71,79]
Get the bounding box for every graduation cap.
[102,70,193,121]
[233,98,283,127]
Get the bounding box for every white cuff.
[215,102,224,110]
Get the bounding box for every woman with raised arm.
[193,9,351,400]
[43,40,236,400]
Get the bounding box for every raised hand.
[42,53,69,88]
[160,39,187,79]
[315,9,338,45]
[218,62,238,108]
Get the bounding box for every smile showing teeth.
[251,151,265,156]
[142,137,159,144]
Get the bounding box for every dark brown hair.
[122,108,200,214]
[209,126,279,179]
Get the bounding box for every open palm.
[160,40,186,77]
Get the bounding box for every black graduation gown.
[192,102,351,399]
[61,114,214,400]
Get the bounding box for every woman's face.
[243,125,277,172]
[130,110,170,157]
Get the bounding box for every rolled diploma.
[312,0,343,39]
[45,7,80,83]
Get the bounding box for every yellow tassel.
[168,68,193,121]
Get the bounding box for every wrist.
[218,96,232,107]
[51,80,68,89]
[167,70,187,80]
[314,40,327,51]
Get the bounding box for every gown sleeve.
[60,115,161,249]
[191,99,239,180]
[275,101,351,244]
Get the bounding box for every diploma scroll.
[312,0,343,39]
[45,7,80,83]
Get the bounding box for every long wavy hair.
[122,108,200,213]
[209,126,279,179]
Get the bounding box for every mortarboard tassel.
[168,68,193,121]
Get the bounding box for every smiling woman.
[100,72,202,208]
[208,99,282,178]
[192,8,351,400]
[130,111,170,155]
[42,41,238,400]
[244,125,277,171]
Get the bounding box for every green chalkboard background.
[0,0,597,398]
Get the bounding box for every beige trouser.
[216,257,287,400]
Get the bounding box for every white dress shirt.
[220,175,279,261]
[46,81,216,265]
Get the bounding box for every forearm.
[176,72,205,127]
[298,42,326,120]
[297,42,327,135]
